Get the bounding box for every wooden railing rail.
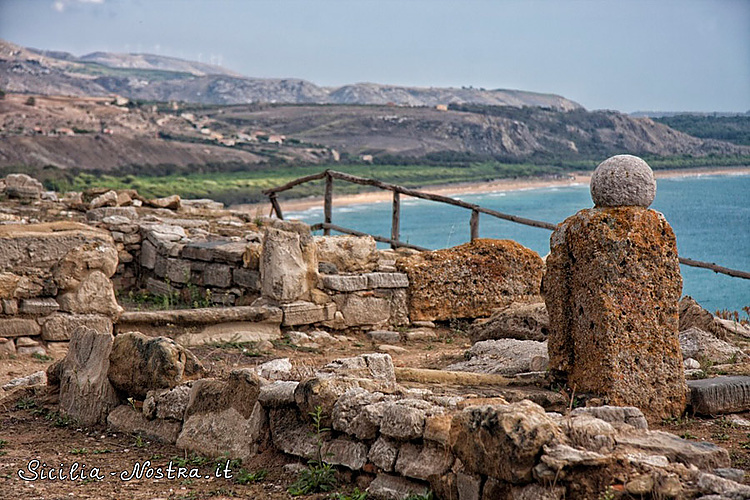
[264,170,750,281]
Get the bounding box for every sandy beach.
[234,166,750,214]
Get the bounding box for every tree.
[24,96,36,106]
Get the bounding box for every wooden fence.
[263,170,750,280]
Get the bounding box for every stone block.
[143,384,191,421]
[145,277,179,297]
[324,438,368,470]
[395,442,454,480]
[321,274,369,292]
[20,298,59,315]
[203,263,232,288]
[0,337,17,356]
[381,400,441,440]
[367,474,430,500]
[56,270,123,318]
[258,381,299,407]
[164,258,191,284]
[543,206,686,419]
[369,436,399,471]
[314,235,379,273]
[2,298,18,315]
[107,405,182,444]
[688,376,750,415]
[233,268,260,290]
[398,239,544,321]
[571,405,648,430]
[366,272,409,289]
[332,388,392,439]
[333,293,390,327]
[368,330,401,344]
[0,318,41,338]
[469,301,549,343]
[39,313,113,341]
[182,240,246,263]
[261,226,317,302]
[140,240,157,270]
[615,430,730,470]
[281,301,336,326]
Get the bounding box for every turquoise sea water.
[289,173,750,312]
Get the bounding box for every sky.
[0,0,748,113]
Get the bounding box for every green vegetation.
[654,114,750,146]
[288,405,337,496]
[233,468,267,485]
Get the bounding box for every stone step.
[688,376,750,415]
[116,305,282,346]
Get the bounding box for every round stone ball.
[590,154,656,207]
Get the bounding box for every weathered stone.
[2,370,46,391]
[688,376,750,415]
[143,384,191,421]
[321,274,369,292]
[52,241,119,290]
[324,438,368,470]
[232,268,260,289]
[90,190,118,209]
[294,377,369,424]
[395,442,454,481]
[39,313,112,342]
[616,430,730,470]
[381,399,443,440]
[321,353,396,389]
[2,298,18,315]
[281,301,336,326]
[140,240,157,269]
[256,358,293,381]
[0,272,21,299]
[398,239,544,321]
[0,337,16,357]
[369,437,399,472]
[108,332,206,399]
[332,388,392,439]
[57,270,123,318]
[314,235,379,273]
[86,206,138,222]
[143,223,187,246]
[590,154,656,207]
[261,226,317,302]
[0,318,41,338]
[366,474,430,500]
[17,344,47,356]
[58,326,120,425]
[16,336,40,347]
[559,414,617,453]
[468,301,549,343]
[182,240,246,263]
[203,263,232,287]
[713,468,745,483]
[19,298,59,315]
[696,471,750,499]
[332,293,391,327]
[455,472,482,500]
[366,272,409,289]
[543,206,686,419]
[368,330,401,344]
[107,405,182,443]
[162,258,191,284]
[680,327,746,365]
[447,339,548,376]
[402,328,437,341]
[570,405,648,430]
[147,194,181,210]
[5,173,43,199]
[176,370,266,461]
[450,400,562,483]
[268,407,319,459]
[258,381,299,407]
[679,296,732,340]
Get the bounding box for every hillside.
[0,39,581,110]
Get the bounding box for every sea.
[288,172,750,313]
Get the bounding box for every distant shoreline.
[234,166,750,215]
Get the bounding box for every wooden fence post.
[470,209,479,241]
[269,193,284,220]
[324,173,333,236]
[391,190,401,249]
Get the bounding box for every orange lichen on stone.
[397,239,544,321]
[542,207,686,419]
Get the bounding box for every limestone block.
[450,401,562,483]
[232,268,260,290]
[203,263,232,288]
[182,240,246,264]
[323,438,368,470]
[368,330,401,344]
[2,370,46,391]
[366,474,429,500]
[321,274,369,292]
[369,437,399,472]
[281,301,335,326]
[398,239,544,321]
[0,337,16,357]
[570,405,648,430]
[258,381,299,407]
[86,206,138,221]
[333,293,391,327]
[143,384,191,421]
[543,206,685,419]
[90,190,118,209]
[58,326,120,425]
[380,399,443,440]
[5,173,43,199]
[395,442,454,481]
[365,272,409,289]
[52,241,119,291]
[0,272,21,299]
[162,258,191,284]
[331,388,392,439]
[20,298,59,315]
[680,327,747,365]
[107,405,182,444]
[0,318,41,338]
[321,353,396,389]
[108,332,206,399]
[140,240,157,269]
[57,270,123,318]
[147,194,181,210]
[688,376,750,415]
[176,371,267,461]
[468,301,549,343]
[615,430,730,470]
[268,407,318,460]
[314,235,379,273]
[2,298,18,315]
[261,226,317,302]
[39,313,112,341]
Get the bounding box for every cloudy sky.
[0,0,748,113]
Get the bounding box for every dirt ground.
[3,326,750,499]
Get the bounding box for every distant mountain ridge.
[0,39,582,110]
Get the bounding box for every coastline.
[233,166,750,214]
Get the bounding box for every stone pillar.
[542,155,686,419]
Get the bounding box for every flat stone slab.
[688,376,750,415]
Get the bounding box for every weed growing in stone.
[14,397,37,410]
[288,405,337,496]
[31,352,53,362]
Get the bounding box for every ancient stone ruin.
[543,155,687,419]
[2,159,750,499]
